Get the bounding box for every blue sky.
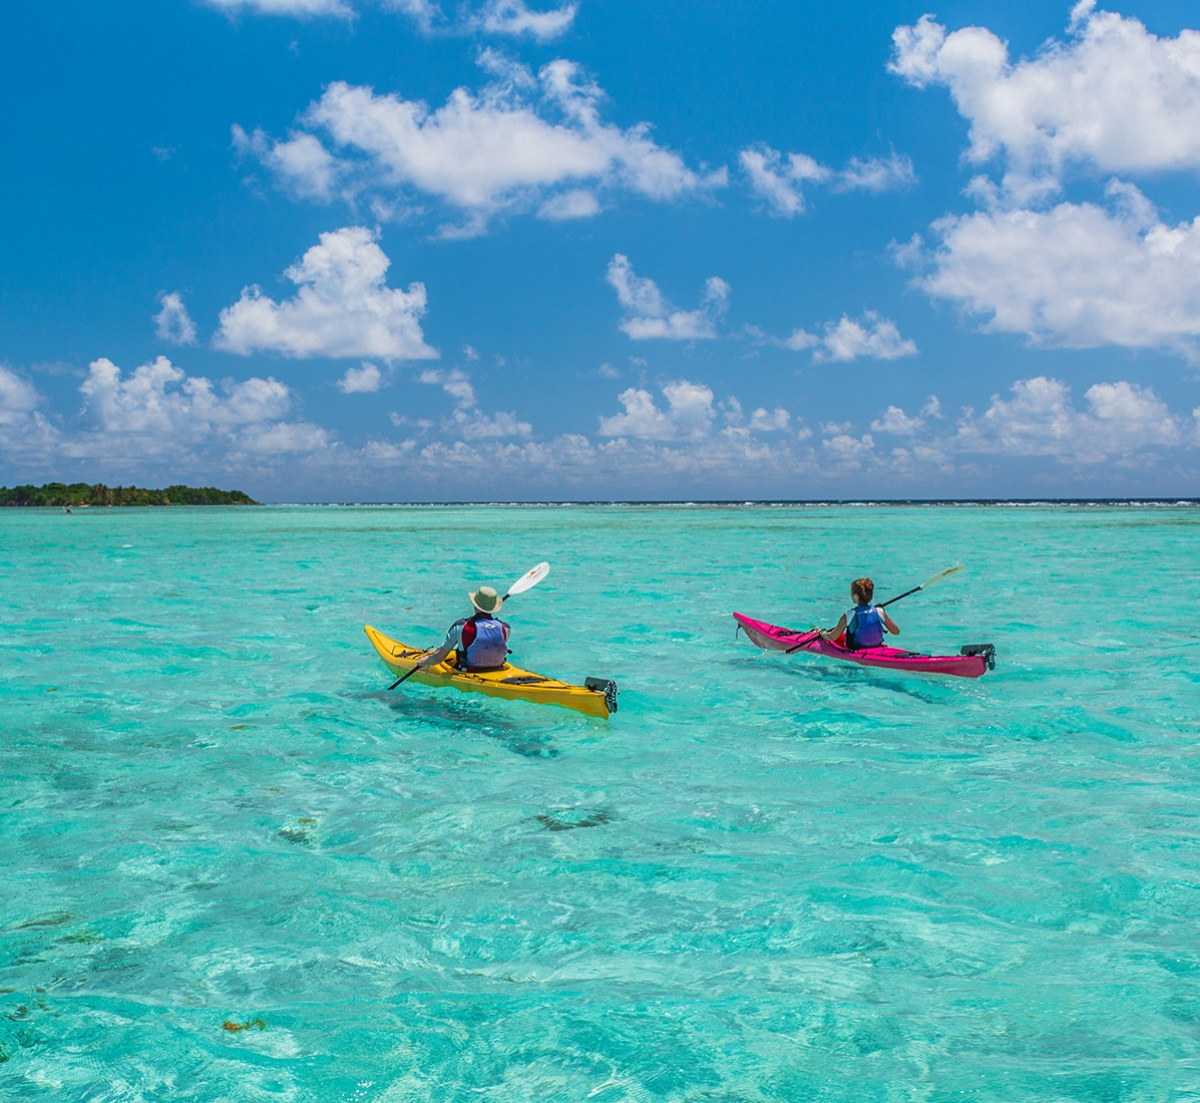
[2,0,1199,500]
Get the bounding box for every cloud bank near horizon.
[2,359,1197,498]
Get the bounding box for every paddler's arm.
[881,609,900,636]
[418,620,464,668]
[820,613,847,641]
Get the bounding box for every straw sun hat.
[469,585,504,614]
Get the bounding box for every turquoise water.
[2,504,1199,1102]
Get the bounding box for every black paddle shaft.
[878,585,921,609]
[387,666,420,691]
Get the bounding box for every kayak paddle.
[878,563,964,608]
[784,564,965,654]
[387,561,551,691]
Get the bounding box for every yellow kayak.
[364,625,617,718]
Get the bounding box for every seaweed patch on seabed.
[536,810,613,832]
[222,1018,267,1033]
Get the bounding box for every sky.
[2,0,1200,501]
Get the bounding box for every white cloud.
[908,182,1200,358]
[871,405,924,434]
[538,188,601,220]
[890,8,1200,359]
[822,432,876,464]
[783,311,918,362]
[0,365,41,425]
[233,126,339,201]
[749,406,791,431]
[337,361,386,393]
[420,367,475,406]
[444,407,532,438]
[204,0,352,16]
[214,227,438,361]
[154,292,198,347]
[597,380,716,440]
[15,355,335,479]
[241,60,723,235]
[79,357,292,438]
[7,356,1200,493]
[0,367,59,464]
[606,255,729,340]
[470,0,576,40]
[954,375,1183,461]
[740,145,915,217]
[418,368,529,438]
[206,0,575,36]
[891,4,1200,201]
[921,395,942,418]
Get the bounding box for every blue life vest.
[846,604,884,649]
[461,616,508,669]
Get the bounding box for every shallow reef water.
[2,503,1199,1101]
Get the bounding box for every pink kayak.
[734,612,995,678]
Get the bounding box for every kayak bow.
[365,625,617,717]
[734,612,994,678]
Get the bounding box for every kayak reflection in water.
[821,577,900,651]
[417,584,512,673]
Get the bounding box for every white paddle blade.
[506,561,549,597]
[921,563,964,590]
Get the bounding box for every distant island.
[0,482,258,507]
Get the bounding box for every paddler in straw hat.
[416,584,512,673]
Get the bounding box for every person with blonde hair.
[821,577,899,651]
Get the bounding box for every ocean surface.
[2,503,1199,1103]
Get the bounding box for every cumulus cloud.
[607,255,729,340]
[154,292,198,347]
[597,380,717,440]
[0,365,42,426]
[890,5,1200,360]
[444,407,532,438]
[238,59,723,235]
[871,405,924,434]
[7,356,1200,493]
[750,406,791,431]
[418,367,530,438]
[0,354,337,482]
[337,361,386,393]
[214,227,438,361]
[891,3,1200,201]
[954,375,1183,462]
[233,127,340,202]
[0,365,58,466]
[740,145,915,216]
[905,182,1200,358]
[79,356,292,439]
[782,311,918,362]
